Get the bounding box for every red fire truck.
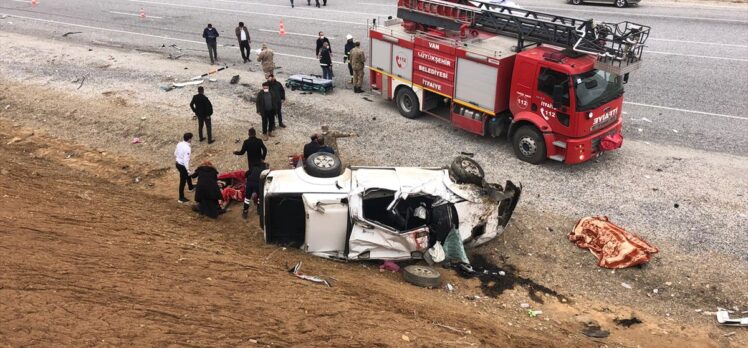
[368,0,650,164]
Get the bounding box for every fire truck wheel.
[304,152,343,178]
[615,0,627,7]
[395,87,421,119]
[512,126,546,164]
[571,0,582,4]
[449,156,485,186]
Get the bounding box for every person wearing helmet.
[344,34,355,84]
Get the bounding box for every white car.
[258,153,521,261]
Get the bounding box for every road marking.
[527,5,748,24]
[257,28,334,39]
[0,13,348,65]
[649,38,748,49]
[210,0,391,17]
[648,50,748,62]
[624,102,747,121]
[127,0,367,26]
[108,11,163,19]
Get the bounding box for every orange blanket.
[568,216,659,269]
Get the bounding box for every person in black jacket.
[233,128,267,168]
[190,161,223,218]
[189,86,215,143]
[316,32,330,57]
[202,23,220,64]
[242,162,267,219]
[319,42,333,80]
[267,74,287,128]
[255,81,279,139]
[303,134,321,159]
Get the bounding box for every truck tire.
[615,0,627,7]
[512,126,546,164]
[402,265,441,288]
[395,87,421,119]
[449,156,485,186]
[305,152,343,178]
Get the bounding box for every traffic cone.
[31,0,38,6]
[279,20,286,37]
[139,8,146,20]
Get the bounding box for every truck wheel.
[512,126,546,164]
[615,0,627,7]
[571,0,583,4]
[395,87,421,119]
[449,156,485,186]
[402,265,441,288]
[305,152,343,178]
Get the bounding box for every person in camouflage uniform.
[320,125,356,156]
[257,43,275,78]
[349,41,366,93]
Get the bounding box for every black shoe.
[188,187,196,193]
[279,123,287,128]
[178,198,189,204]
[208,139,215,144]
[199,137,206,142]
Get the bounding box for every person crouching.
[190,161,224,218]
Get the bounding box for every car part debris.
[75,76,86,90]
[614,316,642,327]
[717,308,748,326]
[379,260,400,273]
[569,216,659,269]
[191,65,230,81]
[443,229,470,265]
[230,75,240,84]
[161,79,204,92]
[434,322,470,335]
[425,241,445,264]
[527,309,543,317]
[621,282,632,289]
[208,78,217,82]
[403,265,441,288]
[131,137,142,144]
[288,261,332,287]
[167,53,183,60]
[62,31,82,37]
[449,156,485,186]
[582,324,609,338]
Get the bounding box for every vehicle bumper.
[560,118,623,164]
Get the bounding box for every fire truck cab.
[369,1,648,164]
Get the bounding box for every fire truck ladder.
[396,0,650,74]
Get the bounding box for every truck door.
[302,193,349,254]
[534,67,572,136]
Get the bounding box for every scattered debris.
[672,129,679,133]
[73,76,86,90]
[520,303,530,308]
[379,260,400,273]
[621,282,633,289]
[402,265,441,288]
[716,308,748,326]
[641,117,652,123]
[6,137,22,145]
[444,283,454,292]
[724,332,736,337]
[434,322,471,335]
[208,78,217,82]
[230,75,240,84]
[162,79,204,92]
[288,261,332,287]
[653,288,659,294]
[62,31,82,37]
[569,216,659,269]
[131,137,142,144]
[674,203,679,208]
[133,177,141,183]
[191,65,230,81]
[582,324,610,338]
[614,316,643,327]
[363,97,373,102]
[401,335,410,342]
[527,309,543,317]
[167,53,183,60]
[3,105,9,110]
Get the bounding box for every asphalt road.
[1,0,747,155]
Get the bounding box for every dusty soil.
[0,33,745,346]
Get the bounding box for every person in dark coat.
[233,127,267,168]
[242,162,268,219]
[189,86,214,143]
[255,81,279,139]
[190,161,223,218]
[343,34,355,84]
[267,74,287,128]
[303,134,321,159]
[315,31,330,57]
[319,42,333,80]
[235,22,251,63]
[202,23,220,64]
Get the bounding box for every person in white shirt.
[235,22,251,63]
[175,132,196,203]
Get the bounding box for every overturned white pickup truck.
[258,154,521,261]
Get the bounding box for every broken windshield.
[574,70,623,111]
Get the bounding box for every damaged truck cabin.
[369,1,650,164]
[258,155,521,260]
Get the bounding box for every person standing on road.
[233,127,267,168]
[175,132,195,204]
[320,125,356,156]
[344,34,355,84]
[235,22,251,63]
[267,74,287,128]
[316,31,331,57]
[256,81,279,139]
[257,43,275,78]
[202,23,219,64]
[319,42,333,80]
[350,41,366,93]
[189,86,215,143]
[308,0,321,8]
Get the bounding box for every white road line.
[624,102,747,121]
[0,13,347,65]
[210,0,391,17]
[127,0,367,26]
[648,50,748,62]
[108,11,163,19]
[649,38,748,49]
[257,28,334,39]
[527,6,748,24]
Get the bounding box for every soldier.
[350,41,366,93]
[320,125,356,156]
[257,43,275,78]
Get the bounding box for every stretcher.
[285,74,334,95]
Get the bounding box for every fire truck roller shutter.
[371,39,393,74]
[392,45,413,81]
[455,58,498,111]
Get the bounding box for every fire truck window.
[537,68,569,106]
